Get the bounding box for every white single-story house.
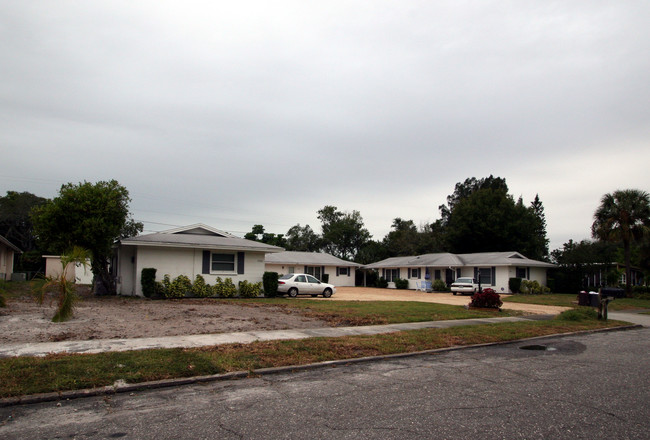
[264,251,362,287]
[44,256,94,284]
[114,224,284,296]
[363,251,555,293]
[0,235,21,281]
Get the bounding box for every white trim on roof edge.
[158,223,237,238]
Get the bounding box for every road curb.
[0,324,641,408]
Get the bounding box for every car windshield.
[455,278,474,283]
[279,274,294,280]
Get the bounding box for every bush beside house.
[470,288,502,309]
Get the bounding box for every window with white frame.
[211,253,235,272]
[305,266,322,280]
[478,268,492,285]
[410,268,419,279]
[516,267,527,279]
[385,268,399,282]
[339,267,349,276]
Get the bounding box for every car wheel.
[288,288,298,298]
[311,294,317,297]
[322,288,332,298]
[452,292,457,296]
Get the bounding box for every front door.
[445,269,454,286]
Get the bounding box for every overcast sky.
[1,1,649,253]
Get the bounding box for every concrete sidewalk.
[0,315,555,358]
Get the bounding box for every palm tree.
[38,246,91,322]
[592,189,650,295]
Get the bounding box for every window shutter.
[336,267,340,276]
[202,251,210,274]
[304,266,308,273]
[382,269,385,278]
[418,268,421,279]
[491,267,496,286]
[527,267,530,280]
[397,268,400,279]
[237,252,245,274]
[474,267,478,280]
[348,267,350,277]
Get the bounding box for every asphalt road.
[1,327,648,439]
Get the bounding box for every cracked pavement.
[1,327,648,439]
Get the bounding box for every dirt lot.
[0,286,567,345]
[0,288,329,345]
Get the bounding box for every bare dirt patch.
[0,289,330,345]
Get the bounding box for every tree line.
[243,175,550,263]
[2,177,647,295]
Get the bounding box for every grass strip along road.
[0,308,626,399]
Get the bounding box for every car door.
[294,275,308,293]
[305,275,321,293]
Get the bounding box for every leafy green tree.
[383,218,418,256]
[592,189,650,295]
[549,239,620,293]
[355,240,389,265]
[243,224,286,247]
[440,177,548,260]
[438,175,508,226]
[31,180,143,295]
[0,191,48,270]
[284,224,322,252]
[529,194,549,259]
[317,205,371,260]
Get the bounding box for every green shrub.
[212,277,237,298]
[0,281,6,308]
[192,274,211,298]
[377,277,388,288]
[432,279,448,292]
[141,268,157,298]
[154,281,165,297]
[263,272,279,297]
[167,275,192,298]
[162,274,171,293]
[556,307,598,322]
[470,288,502,309]
[239,280,263,298]
[508,277,522,294]
[394,278,409,289]
[632,285,650,296]
[520,280,551,294]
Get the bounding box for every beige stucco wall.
[44,256,93,284]
[44,256,75,282]
[118,245,269,296]
[265,263,357,287]
[0,244,14,280]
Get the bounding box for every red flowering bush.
[469,288,502,309]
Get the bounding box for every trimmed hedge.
[508,277,522,294]
[141,268,157,298]
[263,272,279,297]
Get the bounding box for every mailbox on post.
[598,287,625,320]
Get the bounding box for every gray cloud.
[2,1,649,251]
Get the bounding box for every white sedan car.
[277,273,336,298]
[450,277,479,295]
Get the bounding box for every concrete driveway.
[321,286,570,315]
